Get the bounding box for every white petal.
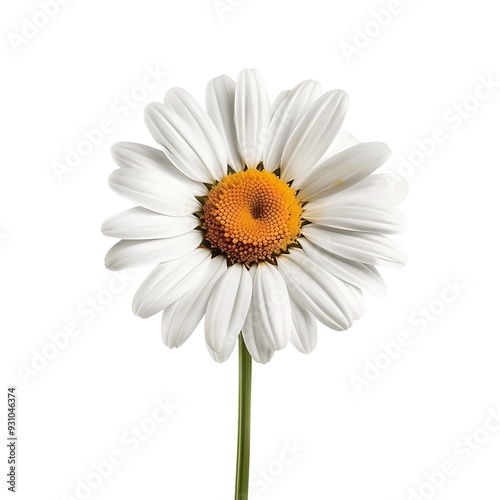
[241,326,274,364]
[342,283,365,320]
[281,90,349,183]
[205,75,243,172]
[297,142,391,201]
[111,142,206,196]
[108,168,200,216]
[208,346,234,364]
[263,80,321,172]
[105,231,203,270]
[277,248,354,330]
[101,207,198,240]
[319,131,359,161]
[205,264,252,362]
[299,237,386,296]
[242,269,275,363]
[162,87,227,181]
[234,69,271,168]
[338,173,408,205]
[303,199,406,234]
[301,224,407,267]
[242,262,291,360]
[270,90,289,117]
[161,256,227,348]
[145,99,225,183]
[289,296,317,354]
[132,248,211,318]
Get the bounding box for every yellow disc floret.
[202,169,302,265]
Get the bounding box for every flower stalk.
[235,334,252,500]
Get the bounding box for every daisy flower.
[102,69,407,364]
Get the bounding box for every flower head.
[202,169,302,264]
[102,69,407,363]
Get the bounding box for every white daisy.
[102,69,407,364]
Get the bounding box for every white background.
[2,1,500,499]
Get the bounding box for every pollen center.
[202,169,302,265]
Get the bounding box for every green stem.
[235,334,252,500]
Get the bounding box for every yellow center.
[202,169,302,265]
